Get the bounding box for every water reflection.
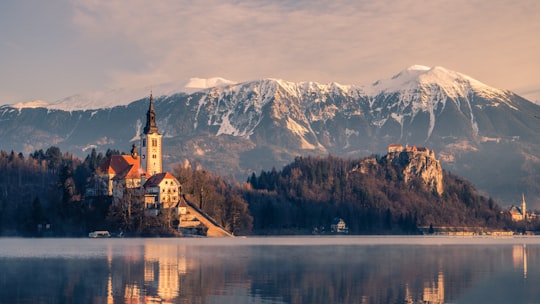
[422,272,444,304]
[512,244,527,279]
[1,238,540,303]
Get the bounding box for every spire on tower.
[141,91,163,175]
[143,92,159,134]
[522,192,527,220]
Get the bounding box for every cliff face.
[383,147,444,196]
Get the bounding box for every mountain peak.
[367,65,505,99]
[406,64,431,71]
[184,77,236,90]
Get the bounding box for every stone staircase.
[179,195,234,237]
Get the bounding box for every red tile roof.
[99,155,148,179]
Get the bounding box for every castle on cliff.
[388,144,435,157]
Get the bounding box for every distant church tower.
[142,93,162,175]
[522,192,527,221]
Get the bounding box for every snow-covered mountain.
[366,65,506,98]
[11,77,236,111]
[1,65,540,207]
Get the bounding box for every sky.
[1,0,540,105]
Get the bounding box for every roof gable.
[144,172,180,188]
[100,155,147,179]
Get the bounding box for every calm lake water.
[1,236,540,303]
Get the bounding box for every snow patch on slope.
[130,119,143,142]
[11,100,50,109]
[344,128,359,149]
[285,117,316,150]
[217,111,243,136]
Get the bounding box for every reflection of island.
[5,240,540,303]
[423,272,445,304]
[107,248,113,304]
[101,243,193,303]
[104,242,252,303]
[144,244,188,302]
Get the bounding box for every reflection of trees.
[0,257,111,303]
[110,243,254,303]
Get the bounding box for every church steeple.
[141,92,163,175]
[143,92,159,135]
[522,192,527,220]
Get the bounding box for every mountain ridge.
[8,65,515,111]
[7,77,237,111]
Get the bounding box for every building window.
[152,139,158,147]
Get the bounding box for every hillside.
[0,144,528,236]
[245,151,510,234]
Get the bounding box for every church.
[89,94,184,215]
[509,193,528,222]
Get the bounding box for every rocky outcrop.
[385,146,444,196]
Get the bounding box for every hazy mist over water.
[1,236,539,303]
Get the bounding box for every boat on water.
[88,231,111,238]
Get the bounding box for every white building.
[143,172,181,209]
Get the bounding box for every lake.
[1,236,539,303]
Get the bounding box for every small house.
[331,218,349,234]
[143,172,181,209]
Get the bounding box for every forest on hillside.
[0,147,533,236]
[245,155,520,234]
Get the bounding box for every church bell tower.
[522,192,527,221]
[142,93,162,175]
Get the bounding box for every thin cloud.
[71,1,536,83]
[33,0,540,102]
